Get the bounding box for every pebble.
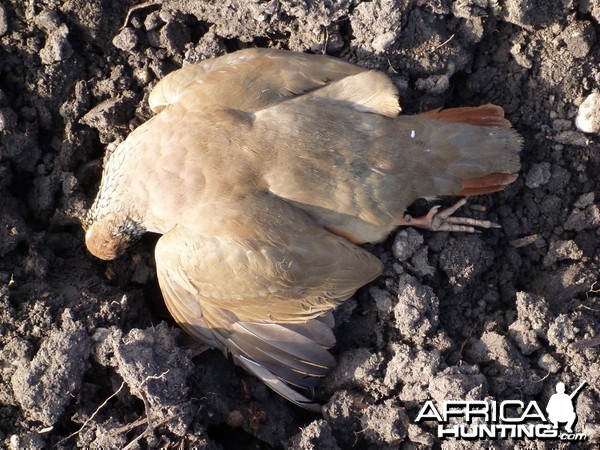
[392,228,423,261]
[575,91,600,133]
[524,162,551,188]
[563,20,596,59]
[537,353,560,373]
[0,107,18,132]
[574,192,595,209]
[112,27,138,52]
[144,11,164,31]
[0,4,8,36]
[415,74,450,95]
[40,29,72,64]
[35,11,61,33]
[551,119,571,132]
[372,32,396,53]
[553,130,589,146]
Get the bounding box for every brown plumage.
[84,48,522,410]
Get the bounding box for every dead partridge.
[84,48,522,410]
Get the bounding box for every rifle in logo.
[414,380,588,441]
[546,381,587,433]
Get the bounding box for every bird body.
[85,48,522,409]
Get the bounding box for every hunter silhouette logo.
[415,381,588,441]
[546,381,586,433]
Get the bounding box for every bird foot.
[399,198,501,233]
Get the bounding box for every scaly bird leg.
[398,198,501,233]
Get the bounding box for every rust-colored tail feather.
[458,173,518,195]
[419,104,512,128]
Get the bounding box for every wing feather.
[154,199,382,408]
[149,48,366,113]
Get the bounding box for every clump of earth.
[0,0,598,448]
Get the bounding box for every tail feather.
[230,322,335,376]
[419,104,511,128]
[226,318,337,410]
[237,355,322,411]
[458,173,519,195]
[414,103,522,197]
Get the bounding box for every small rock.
[133,67,153,85]
[574,192,595,209]
[429,365,488,404]
[9,433,45,450]
[525,162,551,188]
[370,286,394,320]
[515,292,551,334]
[551,118,571,131]
[144,11,165,31]
[225,410,244,428]
[547,314,578,351]
[439,235,494,292]
[410,246,435,277]
[80,92,136,131]
[112,27,138,52]
[160,21,190,54]
[508,321,540,354]
[392,228,423,261]
[394,274,439,344]
[575,91,600,133]
[372,32,396,53]
[35,11,61,33]
[0,4,8,36]
[40,27,73,64]
[543,239,584,266]
[322,390,362,443]
[562,20,596,59]
[554,130,589,146]
[537,353,560,373]
[360,400,407,446]
[510,42,533,69]
[321,348,384,393]
[509,291,551,355]
[11,311,91,425]
[415,74,450,95]
[286,420,340,450]
[0,107,18,132]
[383,343,440,393]
[564,202,600,232]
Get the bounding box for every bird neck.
[85,143,147,240]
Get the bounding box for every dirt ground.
[0,0,599,448]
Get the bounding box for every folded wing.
[154,195,382,410]
[149,48,367,113]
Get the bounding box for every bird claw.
[399,198,501,233]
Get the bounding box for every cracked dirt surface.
[0,0,599,448]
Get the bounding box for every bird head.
[84,221,129,260]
